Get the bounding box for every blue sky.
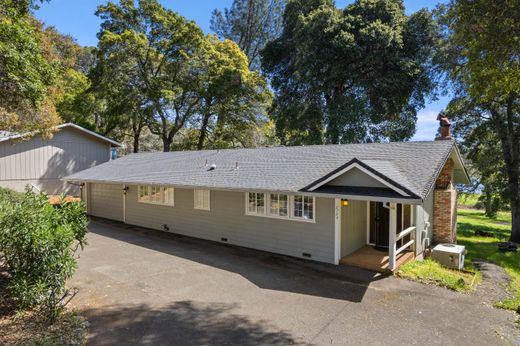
[35,0,448,141]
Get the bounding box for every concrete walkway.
[69,218,520,345]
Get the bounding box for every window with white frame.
[292,195,314,221]
[194,189,210,210]
[137,185,174,206]
[269,193,288,218]
[248,192,265,215]
[246,192,315,222]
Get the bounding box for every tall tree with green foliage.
[194,36,272,150]
[96,0,205,152]
[261,0,438,145]
[438,0,520,242]
[96,0,272,152]
[0,0,60,136]
[211,0,285,71]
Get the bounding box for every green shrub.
[0,190,88,322]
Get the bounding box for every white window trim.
[290,195,316,222]
[267,193,290,219]
[137,185,175,207]
[246,192,266,216]
[194,189,211,211]
[245,192,316,223]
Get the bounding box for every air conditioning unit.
[431,244,466,270]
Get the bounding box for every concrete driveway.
[70,218,519,345]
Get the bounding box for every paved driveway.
[70,218,519,345]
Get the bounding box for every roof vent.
[235,161,239,170]
[208,163,216,171]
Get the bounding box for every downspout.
[123,184,127,224]
[334,198,341,264]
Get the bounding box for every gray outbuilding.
[0,123,121,195]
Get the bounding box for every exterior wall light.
[341,199,349,207]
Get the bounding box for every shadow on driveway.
[87,217,384,303]
[83,301,299,345]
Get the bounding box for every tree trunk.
[197,111,211,150]
[133,132,140,153]
[491,104,520,242]
[511,198,520,243]
[163,136,171,152]
[482,185,495,217]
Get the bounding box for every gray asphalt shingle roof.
[65,140,458,200]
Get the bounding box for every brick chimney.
[433,158,458,244]
[436,112,451,140]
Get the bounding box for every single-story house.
[65,133,469,271]
[0,123,121,195]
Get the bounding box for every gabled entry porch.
[334,199,418,272]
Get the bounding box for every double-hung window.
[194,189,210,210]
[138,185,174,206]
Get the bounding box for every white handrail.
[396,226,415,241]
[396,239,415,255]
[30,183,41,193]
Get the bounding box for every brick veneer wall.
[433,159,457,243]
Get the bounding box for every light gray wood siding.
[88,183,336,263]
[0,127,111,195]
[326,167,387,188]
[415,191,434,258]
[340,200,368,256]
[88,183,124,222]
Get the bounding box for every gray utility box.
[431,244,466,270]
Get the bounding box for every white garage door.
[88,183,124,222]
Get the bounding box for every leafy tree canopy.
[438,0,520,241]
[211,0,285,71]
[262,0,439,145]
[0,2,59,136]
[95,0,272,152]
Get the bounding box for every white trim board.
[306,162,410,197]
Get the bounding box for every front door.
[373,202,389,250]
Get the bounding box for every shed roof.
[0,123,121,147]
[65,140,469,201]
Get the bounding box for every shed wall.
[0,127,110,194]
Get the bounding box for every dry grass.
[47,195,81,205]
[0,268,87,346]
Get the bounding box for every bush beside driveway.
[69,218,520,345]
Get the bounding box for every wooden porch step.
[340,246,415,273]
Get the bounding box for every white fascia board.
[306,162,410,197]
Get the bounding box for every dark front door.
[374,202,389,250]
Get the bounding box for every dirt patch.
[0,267,87,345]
[473,259,513,306]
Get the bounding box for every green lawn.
[398,208,519,312]
[457,209,520,311]
[397,258,478,292]
[458,193,481,208]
